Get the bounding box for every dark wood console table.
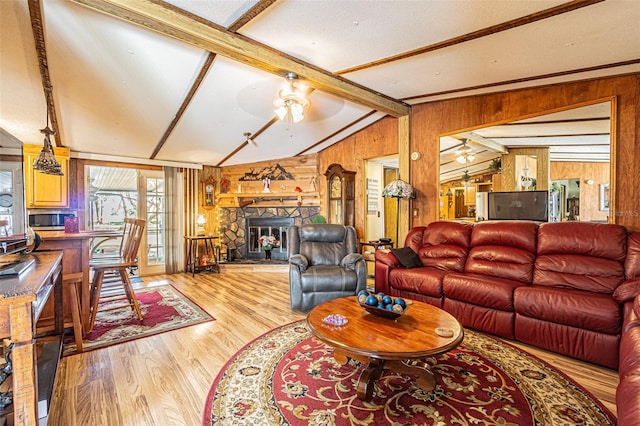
[184,235,220,276]
[0,251,63,425]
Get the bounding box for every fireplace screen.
[246,218,293,260]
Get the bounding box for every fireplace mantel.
[217,191,320,208]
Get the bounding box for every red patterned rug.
[203,320,616,425]
[63,284,214,355]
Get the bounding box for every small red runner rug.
[63,284,214,356]
[203,320,616,425]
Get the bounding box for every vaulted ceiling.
[1,0,639,169]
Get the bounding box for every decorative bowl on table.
[357,290,410,319]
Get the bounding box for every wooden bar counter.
[36,230,120,334]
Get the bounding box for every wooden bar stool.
[63,272,84,352]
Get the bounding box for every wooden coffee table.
[307,296,464,401]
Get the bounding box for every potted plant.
[489,157,502,173]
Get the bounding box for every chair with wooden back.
[87,218,146,333]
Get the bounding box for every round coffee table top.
[307,296,464,361]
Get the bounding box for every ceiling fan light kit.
[455,139,475,164]
[274,72,309,124]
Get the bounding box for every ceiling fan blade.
[244,132,257,146]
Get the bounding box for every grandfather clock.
[324,164,356,226]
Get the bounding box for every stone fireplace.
[220,206,321,261]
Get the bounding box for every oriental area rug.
[63,284,213,356]
[203,321,616,426]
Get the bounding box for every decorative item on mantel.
[382,179,416,246]
[258,234,278,260]
[220,177,230,193]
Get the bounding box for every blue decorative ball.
[358,290,369,297]
[394,298,407,308]
[382,295,393,305]
[365,295,378,306]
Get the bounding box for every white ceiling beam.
[70,0,410,117]
[457,131,509,154]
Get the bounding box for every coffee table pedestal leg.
[390,359,437,392]
[334,349,382,400]
[333,349,437,401]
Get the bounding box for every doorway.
[363,155,398,243]
[86,165,165,276]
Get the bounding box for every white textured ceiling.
[1,0,639,169]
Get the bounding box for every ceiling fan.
[243,132,257,146]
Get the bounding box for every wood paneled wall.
[318,116,399,239]
[411,74,640,232]
[551,161,610,222]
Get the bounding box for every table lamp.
[196,214,207,236]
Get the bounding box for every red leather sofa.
[617,230,640,426]
[376,220,640,424]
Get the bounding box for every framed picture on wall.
[600,183,610,211]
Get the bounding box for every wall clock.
[203,177,215,208]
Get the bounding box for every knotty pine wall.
[217,154,319,199]
[411,73,640,232]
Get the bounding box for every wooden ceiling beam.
[227,0,277,33]
[70,0,410,117]
[28,0,63,147]
[150,52,216,160]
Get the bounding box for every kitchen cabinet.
[23,144,69,208]
[492,174,502,192]
[477,182,493,193]
[464,185,476,205]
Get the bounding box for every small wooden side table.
[359,241,394,282]
[184,235,220,276]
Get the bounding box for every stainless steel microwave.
[28,209,77,230]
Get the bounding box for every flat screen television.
[0,129,28,257]
[488,190,549,222]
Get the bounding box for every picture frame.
[599,183,610,211]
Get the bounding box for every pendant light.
[33,89,64,176]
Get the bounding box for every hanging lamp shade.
[382,179,416,199]
[33,125,64,176]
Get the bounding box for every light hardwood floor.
[48,268,619,425]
